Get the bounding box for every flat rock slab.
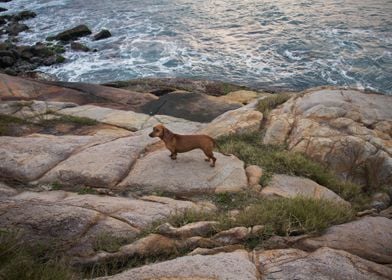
[297,216,392,264]
[98,250,258,280]
[38,135,156,188]
[261,174,349,206]
[140,92,241,122]
[257,247,392,280]
[0,134,111,182]
[118,149,248,194]
[0,74,156,111]
[58,105,204,132]
[0,190,211,256]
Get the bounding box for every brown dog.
[149,124,218,167]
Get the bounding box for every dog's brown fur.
[149,124,218,167]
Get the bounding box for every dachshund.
[149,124,223,167]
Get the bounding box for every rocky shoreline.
[0,72,391,279]
[0,1,111,77]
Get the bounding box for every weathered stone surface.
[257,247,392,280]
[297,216,392,264]
[199,101,263,138]
[245,165,263,187]
[380,207,392,219]
[38,135,156,188]
[0,100,77,120]
[93,29,112,41]
[97,250,258,280]
[0,182,17,197]
[263,89,392,186]
[371,192,391,211]
[212,227,250,245]
[156,221,219,238]
[0,134,110,182]
[0,190,211,256]
[140,91,241,122]
[0,74,157,111]
[70,42,90,52]
[48,24,92,41]
[261,174,349,205]
[188,245,245,256]
[118,149,248,194]
[218,90,267,105]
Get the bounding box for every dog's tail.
[213,139,232,157]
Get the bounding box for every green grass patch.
[0,230,77,280]
[217,132,367,208]
[40,115,98,127]
[93,233,136,253]
[0,114,30,136]
[256,93,291,115]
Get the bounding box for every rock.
[140,91,241,122]
[118,149,248,194]
[93,29,111,40]
[199,101,263,138]
[0,0,12,3]
[219,90,267,104]
[212,227,250,245]
[380,206,392,219]
[0,100,77,119]
[263,89,392,186]
[0,190,210,256]
[38,134,156,189]
[257,247,392,280]
[6,22,28,36]
[14,10,37,21]
[297,216,392,264]
[97,250,258,280]
[70,42,90,52]
[0,7,7,12]
[0,55,14,67]
[103,77,250,97]
[156,221,219,238]
[188,244,245,256]
[371,192,391,210]
[0,134,112,182]
[245,165,263,187]
[261,174,350,206]
[0,182,17,197]
[48,24,92,41]
[0,74,157,111]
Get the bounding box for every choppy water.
[2,0,392,94]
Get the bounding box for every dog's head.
[149,124,165,138]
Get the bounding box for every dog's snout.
[149,132,154,137]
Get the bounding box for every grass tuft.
[0,114,30,136]
[0,230,77,280]
[256,94,291,115]
[217,132,367,209]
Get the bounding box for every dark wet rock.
[70,41,90,52]
[0,55,14,67]
[93,29,111,40]
[14,10,37,21]
[6,22,28,36]
[0,7,7,12]
[0,0,12,2]
[48,24,92,42]
[140,91,241,122]
[103,77,251,96]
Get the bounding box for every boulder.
[218,90,267,104]
[48,24,92,41]
[0,190,211,256]
[257,247,392,280]
[297,216,392,264]
[0,7,7,12]
[212,227,251,245]
[245,165,263,187]
[6,22,28,36]
[199,101,263,138]
[371,192,391,210]
[118,149,248,194]
[14,10,37,21]
[156,221,219,238]
[70,42,90,52]
[97,250,258,280]
[261,174,350,206]
[0,134,112,182]
[0,182,17,197]
[263,89,392,186]
[93,29,111,41]
[140,91,241,122]
[37,134,156,188]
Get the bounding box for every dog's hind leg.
[203,151,216,167]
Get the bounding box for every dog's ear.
[162,126,174,141]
